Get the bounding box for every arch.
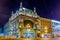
[23,20,33,28]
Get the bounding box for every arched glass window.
[23,29,34,38]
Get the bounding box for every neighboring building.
[51,20,60,34]
[51,20,60,37]
[3,2,52,40]
[4,22,9,35]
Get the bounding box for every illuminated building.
[3,2,52,40]
[51,20,60,37]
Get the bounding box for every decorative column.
[19,18,24,38]
[20,28,23,38]
[34,23,37,38]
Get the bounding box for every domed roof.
[22,8,33,12]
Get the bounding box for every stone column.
[20,28,23,38]
[19,19,24,38]
[34,24,37,38]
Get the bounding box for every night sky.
[0,0,60,27]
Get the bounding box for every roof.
[22,8,33,12]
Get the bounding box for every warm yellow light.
[44,26,48,29]
[26,24,31,28]
[45,30,48,33]
[41,34,44,38]
[19,25,21,28]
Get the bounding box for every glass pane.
[23,29,34,38]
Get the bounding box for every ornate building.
[3,2,52,40]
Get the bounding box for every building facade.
[3,2,52,40]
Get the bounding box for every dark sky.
[0,0,60,27]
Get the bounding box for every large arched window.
[24,20,33,28]
[23,29,34,38]
[23,20,34,38]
